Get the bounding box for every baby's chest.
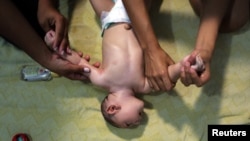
[103,63,144,88]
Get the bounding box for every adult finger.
[184,62,193,85]
[58,37,69,55]
[189,68,202,87]
[180,63,192,86]
[162,74,175,91]
[64,64,90,80]
[155,77,166,91]
[54,16,67,50]
[92,62,101,68]
[149,78,160,91]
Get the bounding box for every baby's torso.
[101,23,145,91]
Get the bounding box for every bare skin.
[123,0,250,87]
[0,0,91,80]
[182,0,249,86]
[45,0,204,128]
[45,25,204,128]
[122,0,175,91]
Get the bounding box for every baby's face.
[112,98,144,128]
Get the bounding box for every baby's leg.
[220,0,249,32]
[147,0,163,14]
[189,0,202,17]
[189,0,249,33]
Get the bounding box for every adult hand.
[44,30,101,80]
[144,47,175,91]
[180,50,211,87]
[37,0,70,55]
[48,52,100,80]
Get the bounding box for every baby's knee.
[148,0,163,14]
[220,15,249,33]
[220,0,249,33]
[189,0,202,17]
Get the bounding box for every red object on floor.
[12,133,30,141]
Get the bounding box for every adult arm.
[45,30,104,86]
[181,0,230,86]
[37,0,70,55]
[139,55,205,93]
[0,0,88,80]
[122,0,175,91]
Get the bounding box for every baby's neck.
[109,87,135,97]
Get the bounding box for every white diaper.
[101,0,131,36]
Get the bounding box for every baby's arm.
[168,55,205,83]
[44,30,104,86]
[138,55,205,93]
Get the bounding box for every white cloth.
[101,0,130,36]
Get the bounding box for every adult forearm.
[0,0,52,67]
[195,0,230,57]
[38,0,58,8]
[37,0,59,25]
[122,0,160,51]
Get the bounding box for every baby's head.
[101,92,144,128]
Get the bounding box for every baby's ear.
[106,105,121,115]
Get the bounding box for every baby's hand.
[44,30,82,65]
[44,30,56,50]
[183,55,205,73]
[181,50,211,87]
[191,55,205,74]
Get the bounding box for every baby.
[44,0,205,128]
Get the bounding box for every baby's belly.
[102,23,144,85]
